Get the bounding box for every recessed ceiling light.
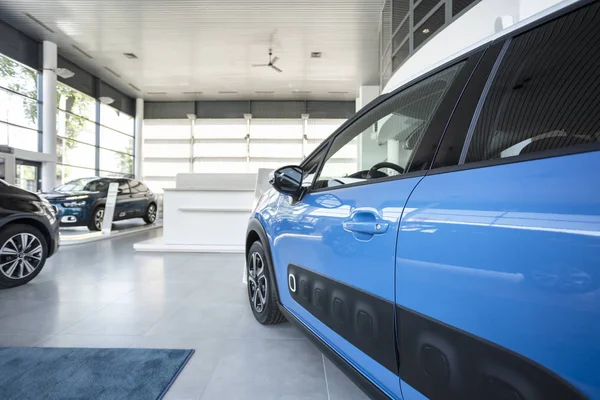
[422,28,430,34]
[182,91,203,95]
[310,52,322,58]
[99,96,114,105]
[147,92,167,95]
[328,91,348,94]
[56,68,75,79]
[254,91,274,94]
[72,45,93,59]
[123,53,138,59]
[218,91,238,94]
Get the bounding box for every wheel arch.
[0,216,52,252]
[246,218,281,303]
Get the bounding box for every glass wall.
[56,82,135,186]
[0,53,40,152]
[380,0,480,87]
[143,118,346,193]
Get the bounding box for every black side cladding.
[288,264,398,373]
[397,307,585,400]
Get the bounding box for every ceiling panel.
[0,0,383,101]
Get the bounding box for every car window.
[313,62,465,189]
[129,180,147,193]
[465,2,600,163]
[117,180,131,195]
[84,179,110,192]
[55,178,96,192]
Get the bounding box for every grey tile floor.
[0,229,367,400]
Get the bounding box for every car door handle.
[343,209,389,236]
[342,220,389,234]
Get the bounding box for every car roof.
[382,0,582,95]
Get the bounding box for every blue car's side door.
[396,4,600,399]
[267,54,481,398]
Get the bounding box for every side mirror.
[270,165,303,200]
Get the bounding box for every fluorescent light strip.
[24,13,54,33]
[72,45,93,59]
[104,67,121,78]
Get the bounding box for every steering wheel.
[367,162,404,179]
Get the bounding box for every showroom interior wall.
[0,20,136,192]
[142,101,354,192]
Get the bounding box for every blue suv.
[43,177,157,231]
[245,2,600,399]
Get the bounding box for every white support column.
[244,113,252,172]
[301,113,309,159]
[134,98,144,179]
[355,85,380,170]
[187,113,196,173]
[41,41,58,192]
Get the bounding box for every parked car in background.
[0,180,59,289]
[42,178,158,231]
[245,2,600,399]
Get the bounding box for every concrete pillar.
[41,41,58,192]
[355,86,382,170]
[134,98,144,179]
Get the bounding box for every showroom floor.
[0,229,367,400]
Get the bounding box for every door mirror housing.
[270,165,303,200]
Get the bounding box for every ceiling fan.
[252,48,283,73]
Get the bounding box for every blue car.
[245,2,600,399]
[43,177,158,231]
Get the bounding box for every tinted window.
[129,180,149,193]
[465,3,600,163]
[85,179,110,192]
[117,180,131,194]
[314,62,464,189]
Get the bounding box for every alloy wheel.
[248,252,268,313]
[148,205,157,222]
[0,233,43,280]
[95,209,104,230]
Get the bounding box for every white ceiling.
[0,0,383,101]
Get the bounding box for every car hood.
[40,191,98,201]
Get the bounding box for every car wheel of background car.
[88,206,105,231]
[143,203,157,224]
[0,224,48,289]
[247,241,286,325]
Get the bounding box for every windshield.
[54,178,97,192]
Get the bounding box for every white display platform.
[135,173,258,253]
[61,222,162,246]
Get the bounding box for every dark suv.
[42,177,158,231]
[0,180,59,288]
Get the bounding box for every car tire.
[88,206,105,231]
[143,203,157,224]
[247,241,286,325]
[0,224,48,289]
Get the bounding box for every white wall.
[383,0,571,94]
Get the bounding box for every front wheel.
[88,206,105,231]
[247,241,286,325]
[0,224,48,289]
[143,203,157,224]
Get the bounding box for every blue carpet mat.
[0,347,194,400]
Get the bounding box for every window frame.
[116,179,132,195]
[429,0,600,177]
[299,49,484,197]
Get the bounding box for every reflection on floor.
[59,219,151,237]
[0,228,367,400]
